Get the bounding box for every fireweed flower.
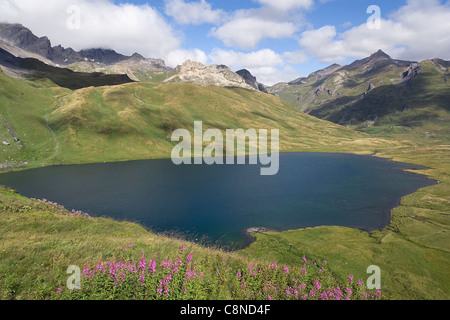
[139,273,145,284]
[148,260,156,275]
[314,280,321,291]
[58,244,382,301]
[186,252,193,264]
[139,257,147,270]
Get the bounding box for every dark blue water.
[0,153,436,249]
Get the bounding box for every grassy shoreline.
[1,141,449,299]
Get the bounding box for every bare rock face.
[0,23,84,65]
[402,63,421,81]
[236,69,258,90]
[0,23,170,76]
[164,60,255,90]
[236,69,268,93]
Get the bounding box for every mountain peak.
[370,49,392,60]
[0,23,168,69]
[130,52,145,60]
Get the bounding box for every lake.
[0,153,436,249]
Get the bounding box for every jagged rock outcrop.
[0,23,171,81]
[0,23,84,65]
[402,63,421,82]
[236,69,258,89]
[236,69,268,93]
[164,60,254,90]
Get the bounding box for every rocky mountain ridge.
[164,60,255,90]
[0,23,264,88]
[0,23,171,82]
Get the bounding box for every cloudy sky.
[1,0,449,85]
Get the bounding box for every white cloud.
[210,17,298,50]
[166,48,208,67]
[164,0,225,25]
[282,50,309,65]
[209,0,313,50]
[299,0,450,63]
[208,48,301,85]
[0,0,181,59]
[209,48,284,69]
[255,0,314,12]
[299,25,346,63]
[342,21,352,28]
[248,66,300,86]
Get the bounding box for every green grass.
[0,67,449,300]
[0,67,389,169]
[241,141,450,300]
[0,186,380,300]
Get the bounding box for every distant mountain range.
[1,22,449,140]
[0,23,170,82]
[268,50,450,140]
[0,23,172,67]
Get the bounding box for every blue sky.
[1,0,449,85]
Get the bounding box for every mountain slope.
[270,50,450,141]
[0,23,264,89]
[312,59,450,134]
[0,67,392,169]
[0,47,135,90]
[0,23,172,82]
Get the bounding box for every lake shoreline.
[0,151,437,252]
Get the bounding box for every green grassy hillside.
[0,67,390,169]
